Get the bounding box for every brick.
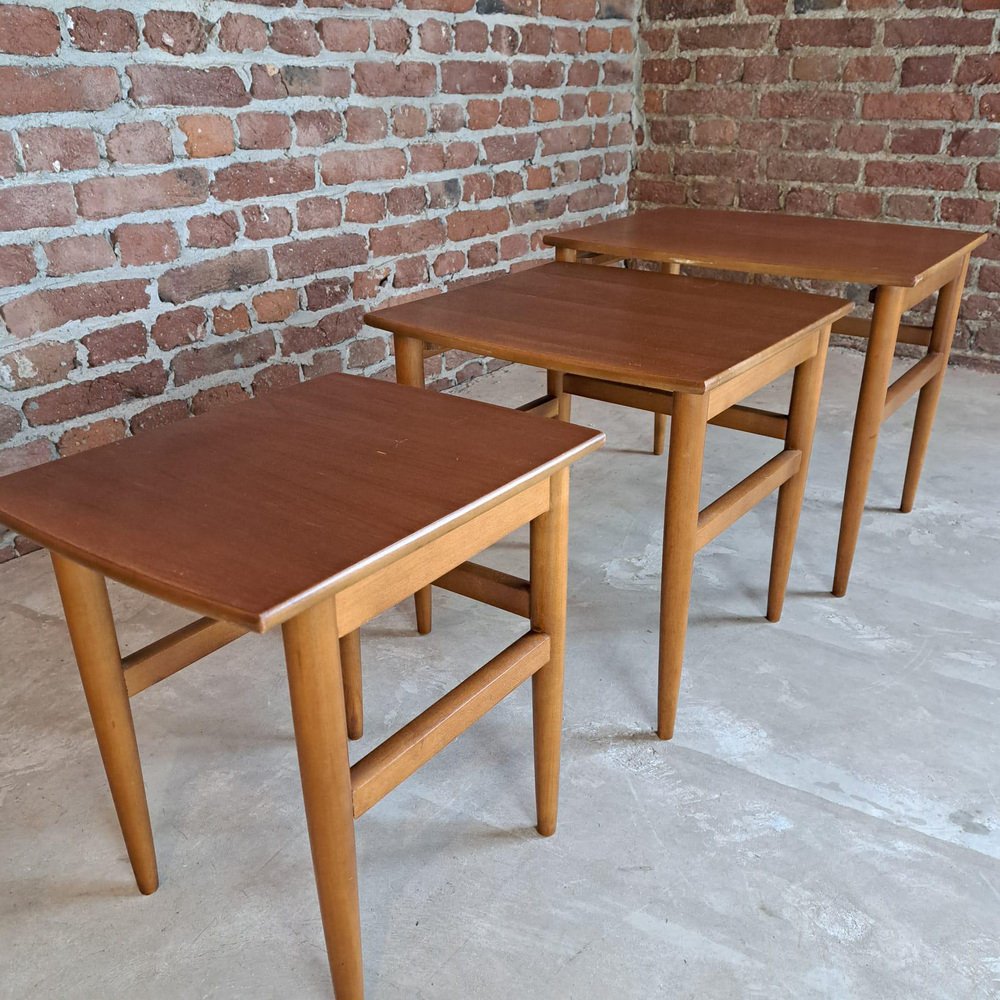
[957,55,1000,86]
[128,66,249,108]
[837,123,887,153]
[253,364,300,395]
[106,122,173,165]
[179,115,235,158]
[406,0,475,8]
[976,162,1000,191]
[456,21,490,51]
[1,341,78,390]
[294,110,342,146]
[129,399,188,435]
[865,160,967,190]
[345,192,386,223]
[171,332,275,386]
[273,235,369,279]
[393,106,427,138]
[777,18,876,48]
[298,196,343,230]
[949,129,999,158]
[844,55,895,82]
[0,67,120,116]
[83,322,147,366]
[218,12,268,51]
[304,278,350,311]
[0,439,53,474]
[251,65,350,99]
[863,93,973,121]
[540,124,592,155]
[151,307,208,350]
[983,95,1000,123]
[20,127,98,174]
[678,23,770,49]
[58,419,128,457]
[346,107,388,143]
[0,183,77,232]
[25,362,167,426]
[0,133,15,178]
[237,112,292,150]
[159,250,271,304]
[697,55,743,84]
[1,279,149,337]
[890,127,943,155]
[347,335,388,368]
[0,246,37,289]
[253,289,299,323]
[213,305,251,335]
[766,153,859,184]
[441,61,509,94]
[188,212,239,249]
[114,222,180,266]
[46,234,116,276]
[76,168,209,219]
[191,383,250,415]
[0,5,60,56]
[418,19,451,53]
[393,256,429,288]
[67,7,138,51]
[647,0,734,13]
[884,16,993,47]
[143,10,209,54]
[371,219,445,256]
[941,197,995,226]
[355,61,436,97]
[318,18,371,51]
[270,17,321,55]
[320,148,407,184]
[760,92,857,119]
[483,132,538,163]
[212,157,315,201]
[243,205,292,239]
[447,207,509,241]
[902,55,956,86]
[364,19,402,53]
[283,307,364,353]
[0,405,22,446]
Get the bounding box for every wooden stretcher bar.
[434,561,531,618]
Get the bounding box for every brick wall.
[634,0,1000,368]
[0,0,637,561]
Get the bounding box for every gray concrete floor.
[1,348,999,999]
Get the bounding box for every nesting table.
[0,373,603,1000]
[367,263,852,738]
[545,207,987,595]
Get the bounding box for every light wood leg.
[652,264,679,456]
[50,554,158,895]
[900,258,970,513]
[340,629,363,741]
[529,467,570,837]
[547,369,572,421]
[394,332,433,635]
[283,598,363,1000]
[767,327,831,622]
[657,392,709,740]
[832,285,906,597]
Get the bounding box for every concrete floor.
[1,348,999,999]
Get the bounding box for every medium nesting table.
[0,373,603,1000]
[545,206,987,596]
[367,263,852,739]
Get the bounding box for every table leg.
[50,553,158,895]
[657,392,709,740]
[529,467,570,837]
[900,257,970,514]
[340,630,364,741]
[767,326,832,622]
[393,332,433,635]
[283,598,363,1000]
[833,284,906,598]
[652,262,681,457]
[547,370,572,421]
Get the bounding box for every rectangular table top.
[0,374,603,631]
[367,262,852,395]
[544,207,988,288]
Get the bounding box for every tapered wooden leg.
[529,467,570,837]
[900,258,970,513]
[50,554,158,895]
[833,285,906,597]
[547,369,572,421]
[339,629,364,741]
[394,332,433,635]
[657,392,709,740]
[767,327,831,622]
[283,598,363,1000]
[651,265,679,456]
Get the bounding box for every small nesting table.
[367,263,852,739]
[0,373,603,1000]
[545,207,988,596]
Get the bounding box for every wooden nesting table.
[545,207,988,596]
[367,263,852,739]
[0,373,603,1000]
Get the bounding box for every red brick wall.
[0,1,637,561]
[634,0,1000,368]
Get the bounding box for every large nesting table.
[0,373,603,1000]
[545,207,987,595]
[367,263,852,739]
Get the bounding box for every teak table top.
[367,262,852,394]
[544,207,988,288]
[0,374,603,631]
